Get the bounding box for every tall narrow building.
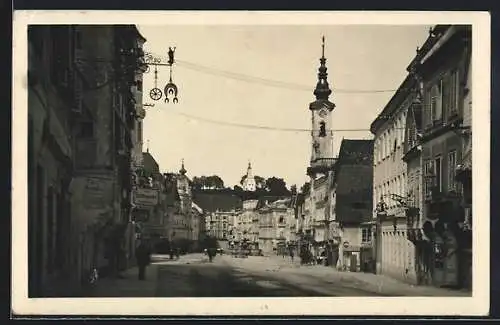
[306,37,337,245]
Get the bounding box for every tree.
[191,175,225,190]
[206,175,224,189]
[254,176,266,189]
[290,184,297,195]
[300,182,311,195]
[265,177,290,196]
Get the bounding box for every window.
[430,80,443,123]
[386,130,391,158]
[362,228,372,243]
[435,156,442,193]
[424,160,435,198]
[449,70,460,116]
[393,139,397,161]
[319,122,326,137]
[448,151,457,192]
[136,80,143,92]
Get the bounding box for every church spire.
[247,160,253,178]
[179,158,187,175]
[313,36,332,101]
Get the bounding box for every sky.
[138,24,430,189]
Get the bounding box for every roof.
[337,139,374,166]
[255,195,291,210]
[406,25,452,73]
[369,26,454,135]
[142,152,160,174]
[192,192,242,213]
[369,74,416,134]
[133,25,147,42]
[191,202,203,214]
[313,176,328,189]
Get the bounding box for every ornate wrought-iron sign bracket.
[143,47,180,104]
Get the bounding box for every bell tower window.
[319,121,326,137]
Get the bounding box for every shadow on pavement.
[154,262,330,297]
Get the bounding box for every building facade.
[402,87,428,284]
[410,25,472,289]
[371,73,417,283]
[257,198,294,255]
[333,140,374,272]
[28,25,146,296]
[192,190,243,241]
[134,150,165,249]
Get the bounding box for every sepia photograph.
[12,11,490,316]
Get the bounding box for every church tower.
[306,37,337,245]
[307,36,336,178]
[242,161,257,192]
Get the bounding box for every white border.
[12,11,491,316]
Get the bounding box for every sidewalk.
[88,264,159,297]
[87,254,207,297]
[237,255,471,297]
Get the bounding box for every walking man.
[136,240,151,280]
[289,245,295,263]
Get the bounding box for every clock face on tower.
[319,108,328,118]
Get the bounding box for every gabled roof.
[142,152,160,174]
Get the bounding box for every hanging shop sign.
[144,47,179,104]
[343,241,350,249]
[133,188,159,207]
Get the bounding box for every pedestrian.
[136,240,151,280]
[289,246,295,263]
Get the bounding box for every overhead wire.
[165,107,406,133]
[144,53,427,133]
[143,52,398,94]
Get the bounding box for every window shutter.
[442,74,451,119]
[425,88,433,129]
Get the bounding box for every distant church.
[242,161,257,192]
